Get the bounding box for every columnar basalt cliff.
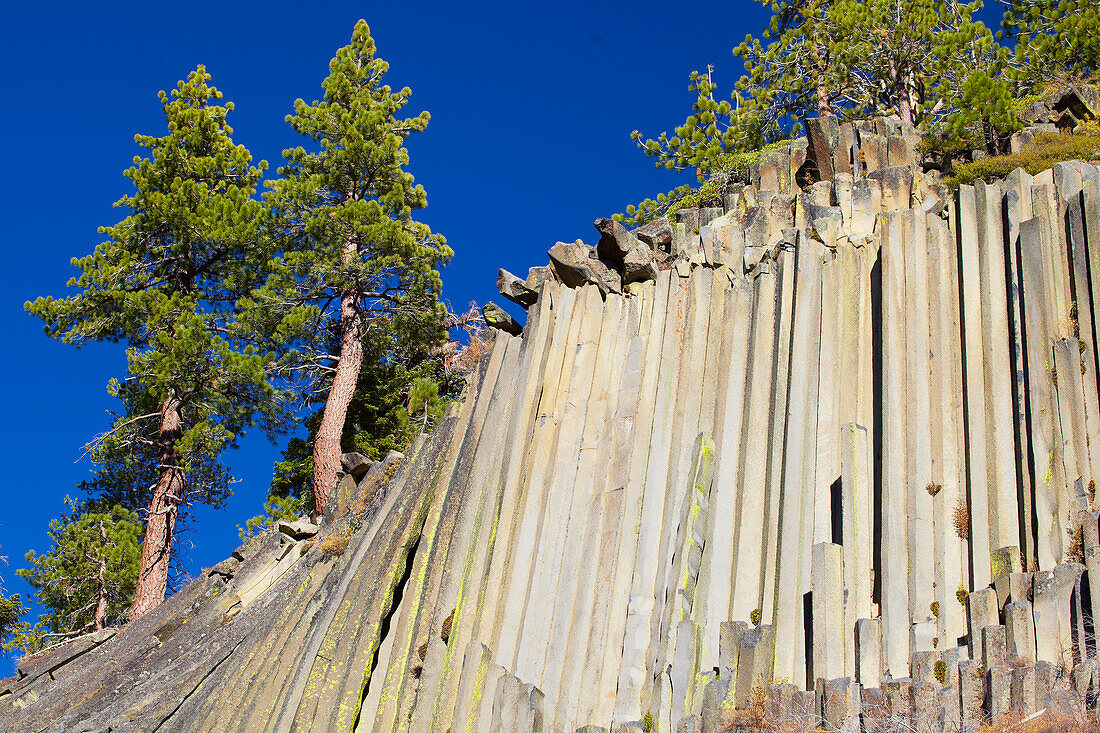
[5,115,1100,732]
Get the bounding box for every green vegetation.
[5,502,142,653]
[948,129,1100,187]
[1002,0,1100,77]
[20,20,460,631]
[620,0,1100,227]
[251,20,451,516]
[1,549,26,649]
[616,141,789,226]
[25,66,286,619]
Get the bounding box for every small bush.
[926,482,942,497]
[440,608,454,642]
[314,529,352,559]
[953,499,970,540]
[750,608,762,626]
[957,586,969,605]
[349,456,404,517]
[930,601,940,617]
[1068,524,1085,564]
[948,130,1100,188]
[934,660,946,683]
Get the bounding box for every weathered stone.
[808,205,844,247]
[1012,664,1038,714]
[634,216,672,250]
[966,588,999,659]
[854,619,881,686]
[622,245,664,285]
[868,166,913,211]
[987,666,1012,721]
[1005,601,1036,661]
[699,678,730,733]
[277,518,319,540]
[594,217,641,264]
[674,714,701,733]
[547,241,621,295]
[482,301,523,336]
[993,571,1031,609]
[526,264,556,290]
[208,556,240,579]
[981,625,1007,670]
[497,268,539,308]
[339,451,372,480]
[806,115,841,180]
[957,661,984,729]
[821,678,860,733]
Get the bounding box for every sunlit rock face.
[6,117,1100,732]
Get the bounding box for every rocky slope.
[4,113,1100,731]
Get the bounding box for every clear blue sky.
[0,0,772,673]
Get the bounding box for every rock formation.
[5,119,1100,732]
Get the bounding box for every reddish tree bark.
[94,520,108,631]
[130,394,184,620]
[312,237,365,515]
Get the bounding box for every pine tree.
[629,0,1016,198]
[255,20,451,515]
[1,549,26,649]
[25,67,285,619]
[1002,0,1100,78]
[6,502,142,653]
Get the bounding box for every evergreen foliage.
[1,550,26,649]
[5,501,142,654]
[621,0,1025,225]
[252,20,452,514]
[25,66,287,616]
[1002,0,1100,77]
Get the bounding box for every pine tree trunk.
[130,394,184,620]
[312,241,364,516]
[94,520,108,631]
[896,70,914,127]
[815,61,832,117]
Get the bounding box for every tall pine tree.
[25,67,285,619]
[255,20,451,515]
[7,502,142,652]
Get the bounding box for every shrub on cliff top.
[947,129,1100,188]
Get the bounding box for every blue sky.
[0,0,771,672]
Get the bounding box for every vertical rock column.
[958,185,993,587]
[772,238,825,688]
[879,210,911,676]
[975,181,1021,555]
[904,209,935,650]
[599,275,671,727]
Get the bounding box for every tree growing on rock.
[25,67,285,619]
[254,20,451,515]
[625,0,1017,220]
[6,501,142,653]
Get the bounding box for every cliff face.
[5,121,1100,733]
